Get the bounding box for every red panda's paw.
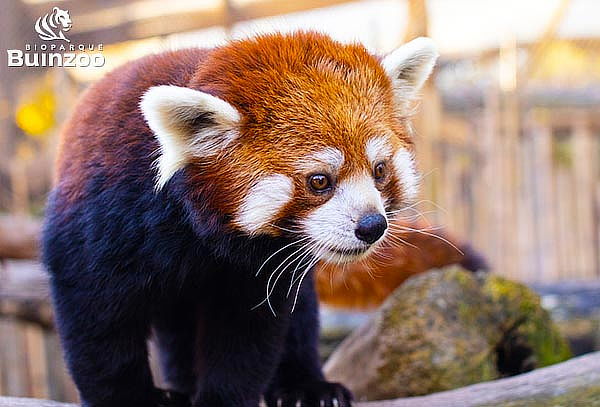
[265,381,353,407]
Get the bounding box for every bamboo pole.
[572,113,595,279]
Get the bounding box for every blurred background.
[1,0,599,402]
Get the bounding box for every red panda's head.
[141,32,438,264]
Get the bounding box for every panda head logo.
[35,7,73,43]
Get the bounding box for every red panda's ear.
[140,85,240,190]
[381,37,439,105]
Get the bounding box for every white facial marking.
[365,137,392,165]
[393,148,419,201]
[381,37,439,103]
[140,85,240,190]
[302,174,386,264]
[297,148,344,173]
[236,174,293,235]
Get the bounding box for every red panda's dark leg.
[264,273,353,407]
[269,273,323,384]
[153,301,198,397]
[190,291,290,407]
[50,278,158,407]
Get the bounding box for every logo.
[7,7,104,68]
[35,7,72,43]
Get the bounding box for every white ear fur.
[382,37,439,103]
[140,85,240,190]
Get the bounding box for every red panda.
[42,32,438,407]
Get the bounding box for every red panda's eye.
[374,162,386,180]
[308,174,331,192]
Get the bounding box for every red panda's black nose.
[355,213,387,244]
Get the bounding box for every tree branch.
[0,215,40,260]
[1,351,599,406]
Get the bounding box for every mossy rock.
[482,274,572,369]
[324,267,572,401]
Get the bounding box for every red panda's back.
[54,48,209,203]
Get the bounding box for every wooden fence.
[414,86,600,283]
[0,262,77,402]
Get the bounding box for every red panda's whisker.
[365,244,392,266]
[291,241,328,313]
[390,235,421,250]
[387,208,437,222]
[283,244,316,294]
[288,242,324,312]
[330,259,350,292]
[392,226,464,255]
[389,224,445,233]
[384,231,421,251]
[390,199,430,211]
[358,257,377,281]
[386,199,448,216]
[291,261,317,314]
[253,241,312,314]
[412,199,449,215]
[287,245,316,298]
[268,223,303,234]
[333,263,343,291]
[265,242,314,316]
[254,236,310,277]
[420,167,439,181]
[370,249,394,263]
[340,261,354,291]
[386,207,425,217]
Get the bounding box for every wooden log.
[1,351,599,406]
[0,398,73,407]
[0,216,40,261]
[0,263,53,329]
[357,351,600,406]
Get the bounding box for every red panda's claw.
[265,381,353,407]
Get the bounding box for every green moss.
[484,275,540,315]
[524,315,572,366]
[453,267,477,287]
[482,275,572,367]
[456,352,497,385]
